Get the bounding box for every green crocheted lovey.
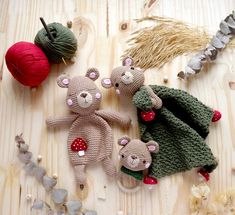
[122,85,218,180]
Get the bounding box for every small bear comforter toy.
[102,58,221,182]
[46,69,131,187]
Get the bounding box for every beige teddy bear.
[46,68,131,187]
[118,136,159,172]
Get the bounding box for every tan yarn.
[46,69,131,186]
[123,16,210,70]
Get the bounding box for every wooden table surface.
[0,0,235,214]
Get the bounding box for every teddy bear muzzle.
[127,154,140,168]
[77,91,93,108]
[121,71,134,85]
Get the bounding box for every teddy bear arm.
[46,115,78,128]
[144,85,163,109]
[95,110,131,128]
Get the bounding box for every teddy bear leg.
[102,157,117,178]
[74,165,87,185]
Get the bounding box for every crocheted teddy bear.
[102,58,221,182]
[46,68,131,187]
[118,136,159,171]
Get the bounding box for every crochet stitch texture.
[123,85,218,180]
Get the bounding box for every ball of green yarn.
[34,23,77,63]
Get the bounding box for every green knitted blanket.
[121,85,218,180]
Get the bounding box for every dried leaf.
[19,144,29,152]
[187,57,202,71]
[33,166,46,182]
[84,210,97,215]
[191,184,210,199]
[211,36,225,49]
[52,189,68,204]
[18,152,32,164]
[31,199,44,210]
[66,200,82,215]
[177,71,185,79]
[42,176,57,192]
[23,161,36,175]
[219,20,231,35]
[185,66,196,75]
[204,45,217,60]
[216,31,230,44]
[226,16,235,31]
[15,134,25,145]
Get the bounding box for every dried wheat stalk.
[122,16,210,70]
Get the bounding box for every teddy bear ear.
[146,141,159,153]
[86,68,100,81]
[57,75,71,88]
[122,57,134,66]
[101,78,113,89]
[118,136,131,146]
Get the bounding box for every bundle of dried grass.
[122,16,210,70]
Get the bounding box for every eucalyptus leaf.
[52,189,68,204]
[219,20,231,35]
[233,11,235,20]
[23,161,37,175]
[204,45,217,60]
[187,57,202,71]
[226,16,235,32]
[211,36,225,49]
[33,166,46,182]
[66,200,82,215]
[19,143,29,152]
[177,71,185,79]
[216,31,230,44]
[18,151,32,164]
[185,65,196,75]
[42,176,57,191]
[31,199,44,210]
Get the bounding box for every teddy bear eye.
[143,160,146,164]
[130,67,134,70]
[115,83,119,87]
[121,154,124,158]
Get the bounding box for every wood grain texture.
[0,0,235,214]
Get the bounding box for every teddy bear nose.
[131,155,137,160]
[80,92,87,98]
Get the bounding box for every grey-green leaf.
[31,199,44,210]
[33,166,46,182]
[220,20,231,35]
[187,57,202,71]
[19,144,29,152]
[42,176,57,192]
[24,161,36,175]
[52,189,68,204]
[66,200,82,215]
[211,36,225,49]
[216,31,230,44]
[18,152,32,164]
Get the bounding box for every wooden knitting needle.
[39,17,54,42]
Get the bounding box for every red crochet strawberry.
[212,110,221,122]
[141,110,156,122]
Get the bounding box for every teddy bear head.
[57,68,102,115]
[118,136,159,171]
[101,57,145,97]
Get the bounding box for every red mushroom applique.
[71,138,88,157]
